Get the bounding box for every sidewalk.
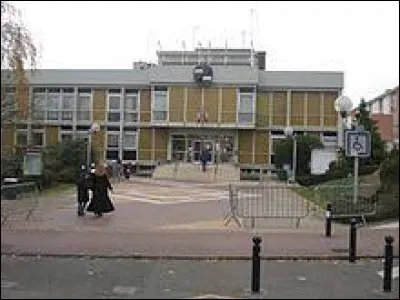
[1,226,399,259]
[1,178,399,259]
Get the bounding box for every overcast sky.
[11,1,399,107]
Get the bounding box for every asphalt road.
[1,255,398,299]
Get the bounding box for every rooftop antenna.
[207,40,212,63]
[192,25,199,50]
[182,40,186,65]
[197,42,202,64]
[224,38,228,65]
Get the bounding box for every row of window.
[15,128,138,161]
[18,86,256,124]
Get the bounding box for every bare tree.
[1,0,37,126]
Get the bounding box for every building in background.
[1,47,343,174]
[361,86,399,151]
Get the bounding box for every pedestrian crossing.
[112,188,229,204]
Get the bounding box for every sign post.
[345,130,371,204]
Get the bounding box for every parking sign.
[345,131,371,157]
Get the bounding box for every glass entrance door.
[192,140,214,163]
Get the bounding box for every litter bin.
[1,177,20,200]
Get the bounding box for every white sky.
[11,1,399,107]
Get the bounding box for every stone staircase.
[152,162,240,183]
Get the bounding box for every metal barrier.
[224,184,310,228]
[1,182,38,200]
[313,184,378,225]
[1,182,39,224]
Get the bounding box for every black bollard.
[251,236,262,294]
[383,235,394,292]
[325,203,332,237]
[349,218,357,263]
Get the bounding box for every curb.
[2,252,397,261]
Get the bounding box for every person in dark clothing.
[200,147,210,173]
[86,165,115,217]
[76,165,89,216]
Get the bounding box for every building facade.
[1,47,343,171]
[364,86,399,150]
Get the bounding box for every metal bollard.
[383,235,394,292]
[349,218,357,263]
[251,236,262,294]
[325,203,332,237]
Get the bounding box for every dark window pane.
[154,86,167,92]
[125,89,138,94]
[78,88,92,93]
[106,150,119,160]
[123,150,136,160]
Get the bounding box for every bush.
[297,169,350,186]
[276,169,288,181]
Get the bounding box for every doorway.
[192,140,214,163]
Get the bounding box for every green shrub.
[276,169,288,181]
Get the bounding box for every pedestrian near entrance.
[200,147,210,172]
[86,165,115,217]
[76,165,89,216]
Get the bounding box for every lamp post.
[334,95,355,203]
[334,95,353,149]
[284,126,297,183]
[87,122,100,169]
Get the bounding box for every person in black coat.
[200,147,210,173]
[76,165,89,216]
[86,165,115,217]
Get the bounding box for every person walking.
[200,147,210,173]
[86,164,115,218]
[76,165,89,216]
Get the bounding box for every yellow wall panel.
[324,91,339,127]
[254,131,269,164]
[290,92,305,126]
[256,92,269,127]
[221,88,237,123]
[238,130,253,164]
[203,88,219,123]
[154,129,168,161]
[187,88,202,122]
[46,126,59,146]
[140,89,151,122]
[93,89,106,122]
[2,125,14,153]
[139,128,152,160]
[169,87,184,122]
[272,92,286,126]
[307,92,321,126]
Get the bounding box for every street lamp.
[334,95,353,148]
[87,122,100,169]
[284,126,297,183]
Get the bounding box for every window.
[123,132,137,148]
[124,89,138,123]
[32,91,46,120]
[106,132,120,160]
[16,130,28,146]
[32,131,45,147]
[238,87,255,123]
[47,92,60,120]
[107,89,121,122]
[61,89,74,121]
[152,86,168,121]
[60,132,73,143]
[123,132,137,161]
[77,89,91,121]
[4,88,15,116]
